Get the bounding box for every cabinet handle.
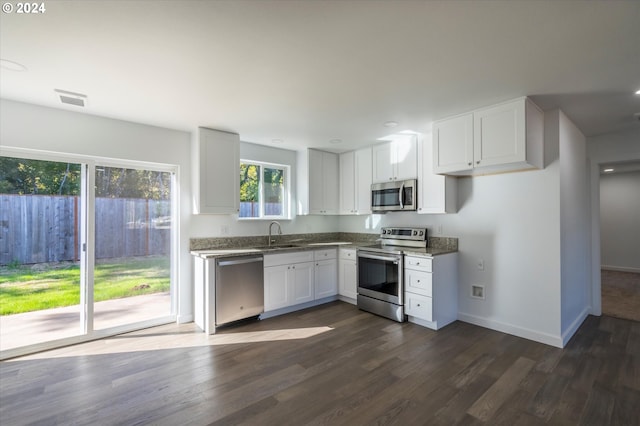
[468,162,472,166]
[476,161,480,164]
[417,303,421,307]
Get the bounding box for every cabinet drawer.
[264,250,315,267]
[405,292,432,321]
[339,248,356,261]
[314,248,337,260]
[405,270,432,297]
[405,256,432,272]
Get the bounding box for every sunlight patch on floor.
[12,326,334,360]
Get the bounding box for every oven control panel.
[380,227,427,241]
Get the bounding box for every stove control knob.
[419,231,424,236]
[412,230,417,236]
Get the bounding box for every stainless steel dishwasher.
[215,255,264,326]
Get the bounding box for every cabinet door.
[322,151,339,214]
[290,262,315,305]
[315,259,338,299]
[339,151,356,215]
[264,265,289,311]
[308,149,325,214]
[405,293,433,321]
[196,127,240,214]
[474,99,525,168]
[394,135,418,180]
[355,147,372,214]
[339,259,357,299]
[405,269,433,297]
[372,142,393,183]
[433,114,473,174]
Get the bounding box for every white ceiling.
[1,0,639,153]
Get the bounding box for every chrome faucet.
[268,221,282,247]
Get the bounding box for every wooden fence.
[0,195,170,265]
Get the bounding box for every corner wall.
[558,110,590,345]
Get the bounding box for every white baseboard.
[457,312,563,348]
[177,314,194,324]
[561,307,590,347]
[601,265,640,273]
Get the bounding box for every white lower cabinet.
[314,248,338,299]
[264,248,338,313]
[264,251,315,312]
[404,253,458,330]
[338,248,357,302]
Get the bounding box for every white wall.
[600,170,640,272]
[0,99,195,322]
[558,110,590,344]
[340,113,564,347]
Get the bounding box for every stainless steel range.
[357,227,428,322]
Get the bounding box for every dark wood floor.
[1,301,638,425]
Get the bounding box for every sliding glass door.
[0,156,84,351]
[93,165,173,331]
[0,154,176,358]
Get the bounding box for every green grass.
[0,256,170,315]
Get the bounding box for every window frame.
[239,159,290,220]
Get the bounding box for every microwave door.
[372,187,400,210]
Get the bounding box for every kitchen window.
[239,160,289,219]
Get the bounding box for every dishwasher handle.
[217,256,263,267]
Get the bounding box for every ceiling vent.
[54,89,87,107]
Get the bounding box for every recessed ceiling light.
[54,89,87,107]
[383,121,398,128]
[0,59,27,72]
[635,89,640,95]
[329,139,342,144]
[603,168,614,172]
[271,139,283,144]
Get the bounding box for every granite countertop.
[190,232,458,259]
[190,241,356,259]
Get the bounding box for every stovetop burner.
[358,226,428,255]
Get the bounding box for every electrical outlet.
[436,224,443,235]
[477,259,484,271]
[220,225,230,235]
[471,284,485,299]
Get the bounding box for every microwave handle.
[399,182,405,209]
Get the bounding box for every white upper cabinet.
[297,148,338,215]
[372,135,417,183]
[339,151,355,215]
[433,97,544,176]
[339,147,372,215]
[418,133,457,214]
[193,127,240,214]
[433,113,474,174]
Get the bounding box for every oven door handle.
[357,252,401,264]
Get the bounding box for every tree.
[0,157,171,199]
[0,157,80,195]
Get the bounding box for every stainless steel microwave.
[371,179,417,212]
